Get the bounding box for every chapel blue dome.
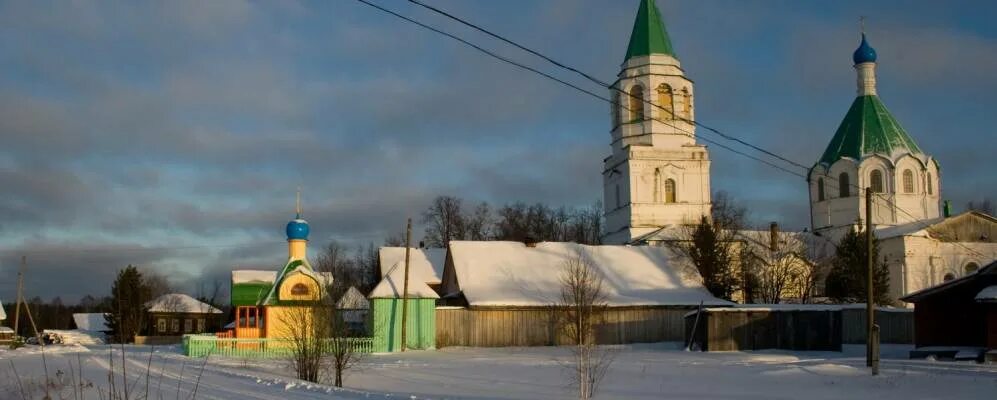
[286,216,309,241]
[852,33,877,65]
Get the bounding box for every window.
[664,179,676,203]
[817,178,825,201]
[238,307,247,327]
[838,173,850,198]
[184,319,193,333]
[615,184,621,208]
[653,169,661,202]
[903,169,914,193]
[926,172,933,195]
[197,318,205,333]
[965,262,980,275]
[157,318,166,333]
[656,84,674,119]
[942,273,955,282]
[171,319,180,333]
[870,170,884,193]
[291,283,310,296]
[628,85,644,121]
[681,87,692,118]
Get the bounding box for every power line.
[406,0,812,172]
[356,0,990,260]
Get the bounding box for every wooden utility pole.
[400,218,412,352]
[13,256,25,338]
[865,188,875,367]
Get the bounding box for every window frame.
[902,169,915,193]
[838,172,850,198]
[664,178,676,203]
[628,85,644,122]
[817,178,825,201]
[870,170,884,193]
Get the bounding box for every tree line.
[420,195,603,247]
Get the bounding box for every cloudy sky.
[1,0,994,302]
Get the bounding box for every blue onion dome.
[852,33,877,65]
[285,214,309,240]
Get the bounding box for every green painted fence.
[370,298,436,352]
[182,335,374,358]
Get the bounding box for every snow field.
[1,343,994,399]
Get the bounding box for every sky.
[1,0,995,303]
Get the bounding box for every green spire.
[817,95,923,166]
[624,0,676,61]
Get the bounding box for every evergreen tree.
[104,265,151,343]
[825,227,892,305]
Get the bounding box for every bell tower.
[602,0,711,244]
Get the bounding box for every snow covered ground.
[1,343,994,399]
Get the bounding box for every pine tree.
[825,227,892,305]
[104,265,151,343]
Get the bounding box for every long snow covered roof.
[447,241,731,307]
[146,293,223,314]
[72,313,109,331]
[378,247,445,284]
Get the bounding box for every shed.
[369,252,440,352]
[900,260,997,359]
[336,286,370,332]
[72,313,110,332]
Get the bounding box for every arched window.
[902,169,914,193]
[870,170,884,193]
[290,283,310,296]
[681,87,692,118]
[965,262,980,275]
[817,178,825,201]
[657,84,674,119]
[926,172,933,195]
[664,179,676,203]
[838,173,850,198]
[629,85,644,122]
[942,273,955,282]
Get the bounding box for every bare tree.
[557,256,614,400]
[278,305,331,383]
[421,195,466,247]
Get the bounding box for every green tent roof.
[624,0,676,61]
[817,95,923,166]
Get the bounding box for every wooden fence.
[840,308,913,344]
[182,335,374,358]
[436,306,693,347]
[685,307,913,352]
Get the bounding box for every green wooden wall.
[370,298,435,352]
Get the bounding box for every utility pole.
[13,256,24,338]
[400,218,412,352]
[865,188,875,368]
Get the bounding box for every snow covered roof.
[379,247,445,284]
[447,241,731,307]
[0,299,5,320]
[232,270,278,284]
[145,294,223,314]
[875,216,946,239]
[369,260,440,299]
[72,313,110,332]
[976,285,997,302]
[337,286,370,309]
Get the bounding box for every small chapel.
[228,199,332,339]
[598,0,996,304]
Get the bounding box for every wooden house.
[900,260,997,361]
[145,294,223,336]
[368,247,443,352]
